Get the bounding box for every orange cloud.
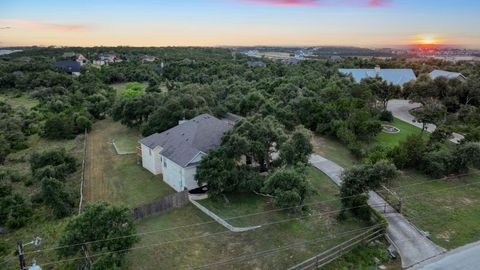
[0,19,89,32]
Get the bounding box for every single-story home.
[54,60,81,76]
[429,70,467,82]
[339,66,417,86]
[139,114,233,192]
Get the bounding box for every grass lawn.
[125,166,383,269]
[111,82,148,96]
[84,118,174,208]
[374,118,430,148]
[112,130,140,153]
[0,93,39,109]
[380,170,480,249]
[311,134,358,168]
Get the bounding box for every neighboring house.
[429,70,467,82]
[139,114,233,192]
[339,66,417,86]
[247,60,266,67]
[76,54,87,65]
[53,60,81,76]
[143,55,157,62]
[99,54,116,62]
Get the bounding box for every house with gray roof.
[429,70,467,82]
[339,66,416,86]
[139,114,232,192]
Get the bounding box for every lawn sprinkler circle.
[382,124,400,134]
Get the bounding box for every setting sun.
[418,35,437,45]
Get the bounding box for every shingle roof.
[54,60,81,73]
[339,68,417,86]
[139,114,231,168]
[430,70,466,80]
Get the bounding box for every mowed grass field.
[311,134,358,168]
[380,170,480,249]
[126,167,382,269]
[84,118,174,208]
[374,118,430,148]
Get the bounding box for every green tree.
[414,101,447,133]
[57,202,138,269]
[41,177,73,218]
[280,126,313,166]
[222,115,287,172]
[262,167,312,208]
[340,161,398,220]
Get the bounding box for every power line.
[190,225,384,270]
[21,175,480,257]
[40,224,384,268]
[23,201,386,257]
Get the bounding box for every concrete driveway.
[411,240,480,270]
[309,154,445,268]
[387,99,464,144]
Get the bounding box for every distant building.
[330,55,343,61]
[429,70,467,82]
[54,60,81,76]
[62,52,76,58]
[76,54,87,65]
[247,60,266,67]
[143,55,157,62]
[338,66,416,86]
[139,114,233,192]
[98,54,117,64]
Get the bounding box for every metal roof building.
[429,70,467,81]
[339,67,417,86]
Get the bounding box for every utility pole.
[16,237,42,270]
[16,241,26,270]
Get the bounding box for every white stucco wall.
[141,144,162,175]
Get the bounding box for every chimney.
[375,65,381,75]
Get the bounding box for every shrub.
[379,110,394,122]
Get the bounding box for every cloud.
[0,19,89,32]
[237,0,390,7]
[0,26,12,30]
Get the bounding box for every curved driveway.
[309,154,445,268]
[387,99,464,144]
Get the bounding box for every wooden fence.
[288,226,385,270]
[132,191,189,220]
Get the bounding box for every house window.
[149,149,152,155]
[164,161,167,167]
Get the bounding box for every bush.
[379,110,393,122]
[262,167,311,209]
[388,135,427,169]
[420,149,453,178]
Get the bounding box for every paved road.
[411,241,480,270]
[309,154,445,268]
[387,99,464,144]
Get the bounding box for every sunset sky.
[1,0,479,48]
